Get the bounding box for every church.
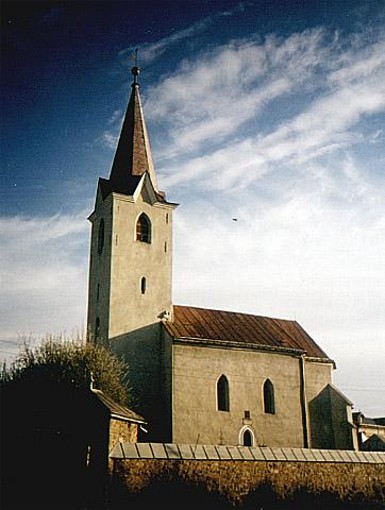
[86,66,357,450]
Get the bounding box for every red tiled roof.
[165,305,330,360]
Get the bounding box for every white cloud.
[102,132,119,150]
[108,109,122,125]
[329,36,385,86]
[257,80,385,168]
[0,214,89,360]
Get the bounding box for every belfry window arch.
[217,374,230,412]
[263,378,275,414]
[136,213,151,243]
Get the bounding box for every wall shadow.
[108,322,172,442]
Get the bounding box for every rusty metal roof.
[165,305,330,360]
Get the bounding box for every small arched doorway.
[239,426,254,446]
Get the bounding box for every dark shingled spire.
[108,65,159,196]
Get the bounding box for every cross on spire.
[131,48,140,85]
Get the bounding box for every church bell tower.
[87,65,177,345]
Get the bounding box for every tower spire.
[108,58,159,195]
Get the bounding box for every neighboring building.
[86,66,357,449]
[361,434,385,451]
[353,412,385,451]
[92,388,146,451]
[309,384,357,450]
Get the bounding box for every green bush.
[1,334,129,404]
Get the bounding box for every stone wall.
[110,443,385,508]
[109,419,138,452]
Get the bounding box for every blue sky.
[1,0,385,416]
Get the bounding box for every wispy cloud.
[118,1,250,65]
[149,26,385,192]
[147,28,333,156]
[108,109,122,125]
[102,132,119,150]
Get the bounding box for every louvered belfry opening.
[136,213,151,243]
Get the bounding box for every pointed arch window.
[263,379,275,414]
[136,213,151,243]
[243,429,253,447]
[97,219,105,254]
[217,375,230,412]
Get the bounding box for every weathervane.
[131,48,140,85]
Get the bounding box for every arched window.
[136,213,151,243]
[97,219,104,254]
[141,276,147,294]
[217,375,230,412]
[95,317,100,342]
[243,429,253,446]
[263,378,275,414]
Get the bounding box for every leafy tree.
[0,334,129,405]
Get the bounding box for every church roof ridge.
[173,304,297,323]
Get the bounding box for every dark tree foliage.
[0,334,129,405]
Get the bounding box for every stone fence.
[110,443,385,508]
